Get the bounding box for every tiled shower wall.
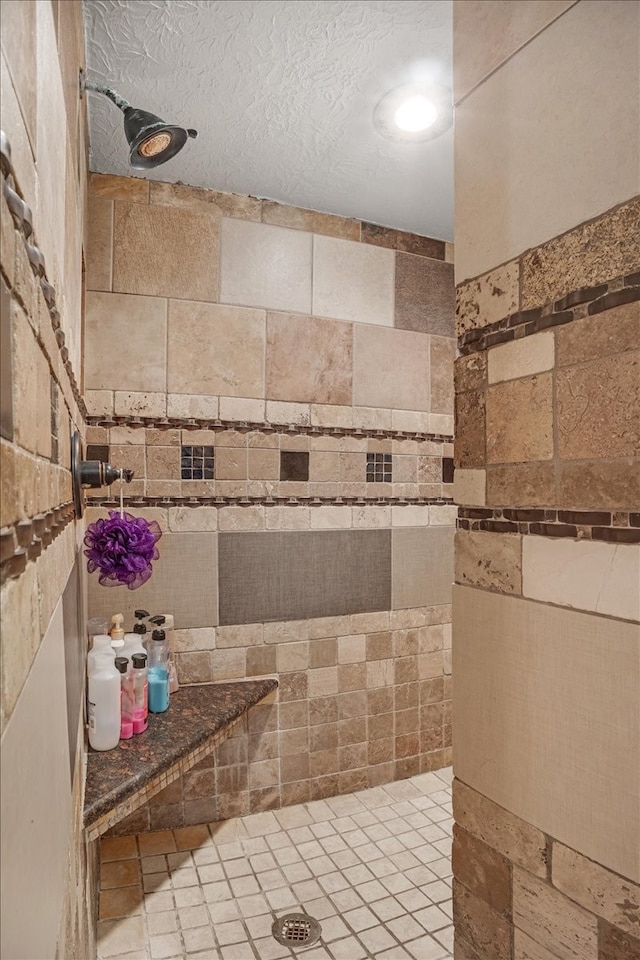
[451,3,639,959]
[83,172,456,832]
[0,3,96,959]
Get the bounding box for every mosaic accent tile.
[367,453,392,483]
[181,445,215,481]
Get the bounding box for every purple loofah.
[84,511,162,590]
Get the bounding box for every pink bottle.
[115,657,134,739]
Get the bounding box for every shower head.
[81,74,198,169]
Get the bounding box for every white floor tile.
[99,770,453,960]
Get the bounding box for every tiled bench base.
[84,679,278,841]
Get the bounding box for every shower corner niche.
[71,430,134,518]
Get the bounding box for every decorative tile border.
[86,495,454,509]
[0,501,76,583]
[0,130,86,420]
[458,274,639,356]
[457,507,640,543]
[87,414,453,443]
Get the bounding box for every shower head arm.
[82,75,131,113]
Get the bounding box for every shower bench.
[83,678,278,840]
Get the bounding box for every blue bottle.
[147,628,170,713]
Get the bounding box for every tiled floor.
[97,767,454,960]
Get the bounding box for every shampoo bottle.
[110,613,125,654]
[160,614,179,694]
[87,635,115,676]
[131,653,148,734]
[115,656,134,740]
[88,655,121,751]
[148,629,170,713]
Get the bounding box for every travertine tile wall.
[84,172,456,831]
[452,2,640,958]
[0,3,96,959]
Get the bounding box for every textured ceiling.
[83,0,453,239]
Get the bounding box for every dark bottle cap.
[149,615,166,626]
[114,656,129,674]
[131,653,147,668]
[134,609,150,620]
[152,628,166,642]
[133,622,147,635]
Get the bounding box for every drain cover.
[271,913,322,948]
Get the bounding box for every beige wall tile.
[262,201,360,240]
[219,397,265,423]
[265,401,311,426]
[430,336,455,415]
[456,530,522,594]
[167,300,265,398]
[220,219,312,313]
[85,292,167,392]
[168,507,218,532]
[167,394,219,420]
[266,312,352,405]
[488,332,554,385]
[513,928,567,960]
[552,841,640,924]
[310,404,354,429]
[429,413,454,436]
[392,410,431,433]
[310,507,353,530]
[522,537,640,622]
[353,325,430,411]
[512,867,597,960]
[521,198,640,309]
[395,255,454,337]
[313,235,394,326]
[486,374,553,464]
[1,600,72,960]
[558,460,640,512]
[487,462,556,508]
[455,1,639,282]
[456,260,520,337]
[454,469,486,506]
[85,198,113,292]
[392,527,454,609]
[429,506,458,526]
[453,586,640,880]
[557,352,639,460]
[114,391,166,418]
[113,202,218,301]
[453,0,576,103]
[90,173,149,202]
[556,301,639,368]
[149,180,261,220]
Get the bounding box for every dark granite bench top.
[84,678,277,831]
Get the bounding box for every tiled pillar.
[452,2,640,958]
[0,3,96,958]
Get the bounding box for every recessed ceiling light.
[394,95,438,132]
[374,84,452,143]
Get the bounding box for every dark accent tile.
[218,530,391,624]
[280,450,309,481]
[442,457,454,484]
[630,513,640,527]
[181,445,215,480]
[479,520,518,534]
[0,277,13,441]
[395,253,454,336]
[529,523,577,538]
[458,508,493,520]
[366,452,392,483]
[591,526,640,544]
[558,510,611,526]
[532,310,573,332]
[554,284,608,311]
[505,307,542,327]
[503,509,546,522]
[623,271,640,287]
[484,330,512,347]
[361,222,398,249]
[396,233,446,260]
[588,287,640,315]
[87,444,110,463]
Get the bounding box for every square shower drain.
[271,913,322,948]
